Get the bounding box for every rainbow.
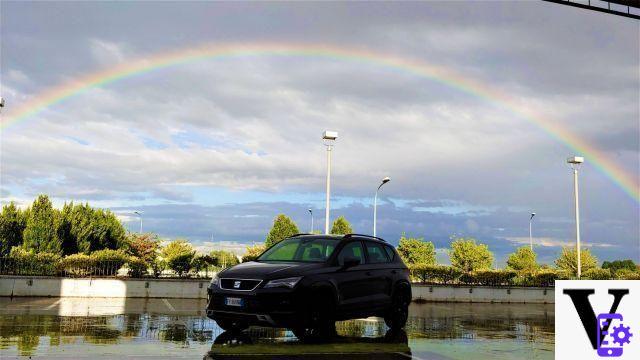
[1,42,638,202]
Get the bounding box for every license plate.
[225,297,243,307]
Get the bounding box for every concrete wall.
[0,277,553,303]
[0,276,209,299]
[412,284,554,303]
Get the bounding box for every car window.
[384,245,396,262]
[337,241,365,266]
[365,242,390,264]
[258,237,338,262]
[300,242,333,261]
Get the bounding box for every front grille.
[220,278,262,291]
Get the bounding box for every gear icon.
[611,324,633,346]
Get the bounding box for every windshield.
[257,237,338,262]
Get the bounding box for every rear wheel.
[384,287,410,330]
[215,319,248,332]
[292,291,336,341]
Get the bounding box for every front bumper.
[206,285,302,328]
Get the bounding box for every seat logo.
[233,281,241,289]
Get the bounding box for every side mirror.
[342,256,361,269]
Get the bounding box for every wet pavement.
[0,297,554,359]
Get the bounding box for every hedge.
[582,268,611,280]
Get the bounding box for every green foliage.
[126,256,148,278]
[396,235,436,266]
[602,259,637,276]
[330,216,353,235]
[22,195,62,255]
[61,203,126,255]
[554,247,598,276]
[91,249,128,275]
[191,254,216,273]
[210,250,239,267]
[464,270,517,286]
[242,244,266,262]
[449,237,494,272]
[265,214,299,247]
[59,253,95,277]
[506,246,539,272]
[162,240,196,276]
[614,269,640,280]
[125,233,160,263]
[6,247,60,276]
[0,202,27,256]
[582,268,612,280]
[409,264,461,284]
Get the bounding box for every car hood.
[218,261,324,280]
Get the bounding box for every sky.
[1,1,638,265]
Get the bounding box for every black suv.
[206,234,411,339]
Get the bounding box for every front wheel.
[384,287,410,330]
[292,292,336,341]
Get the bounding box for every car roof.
[289,233,388,243]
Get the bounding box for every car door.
[334,240,369,311]
[361,241,393,307]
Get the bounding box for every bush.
[468,270,517,286]
[91,249,128,276]
[410,264,461,284]
[5,247,60,276]
[582,268,612,280]
[59,253,95,277]
[127,256,148,278]
[614,269,640,280]
[242,244,266,262]
[161,240,196,277]
[151,258,166,278]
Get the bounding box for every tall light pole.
[567,156,584,278]
[373,177,391,237]
[529,212,536,251]
[323,130,338,234]
[308,208,314,234]
[134,211,143,233]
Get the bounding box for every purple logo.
[597,313,633,357]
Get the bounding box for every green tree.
[161,239,196,276]
[242,244,266,262]
[60,203,126,254]
[449,237,494,272]
[330,216,353,235]
[506,246,539,272]
[265,214,299,247]
[210,250,239,267]
[396,234,436,266]
[602,259,637,276]
[22,195,61,254]
[555,247,598,277]
[0,202,27,256]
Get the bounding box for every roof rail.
[343,233,387,242]
[290,233,312,237]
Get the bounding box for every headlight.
[210,275,219,288]
[264,277,302,289]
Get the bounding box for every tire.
[384,287,410,330]
[215,319,248,332]
[292,291,336,342]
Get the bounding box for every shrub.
[127,256,148,278]
[410,264,461,284]
[6,247,60,276]
[151,258,166,278]
[582,268,612,280]
[91,249,128,276]
[242,244,266,262]
[162,240,196,277]
[469,270,517,286]
[614,268,640,280]
[59,253,95,277]
[125,233,160,263]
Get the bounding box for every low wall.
[412,284,554,303]
[0,276,209,299]
[0,277,553,303]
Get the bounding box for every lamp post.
[567,156,584,278]
[134,211,143,233]
[529,212,536,251]
[373,177,391,237]
[322,130,338,234]
[0,97,5,112]
[308,208,314,234]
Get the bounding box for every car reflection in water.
[204,326,411,360]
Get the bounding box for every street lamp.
[0,97,5,110]
[373,176,391,237]
[529,212,536,251]
[322,130,338,234]
[308,208,314,234]
[567,156,584,278]
[133,211,143,233]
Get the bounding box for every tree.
[57,202,77,255]
[602,259,637,276]
[506,246,539,273]
[396,234,436,266]
[265,214,299,247]
[0,202,26,256]
[449,237,493,272]
[210,250,240,267]
[330,216,353,235]
[59,202,126,254]
[242,244,266,262]
[555,247,598,276]
[22,195,61,255]
[125,232,160,263]
[161,239,196,276]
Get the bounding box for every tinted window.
[384,245,396,262]
[258,237,338,262]
[337,241,365,266]
[365,242,390,264]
